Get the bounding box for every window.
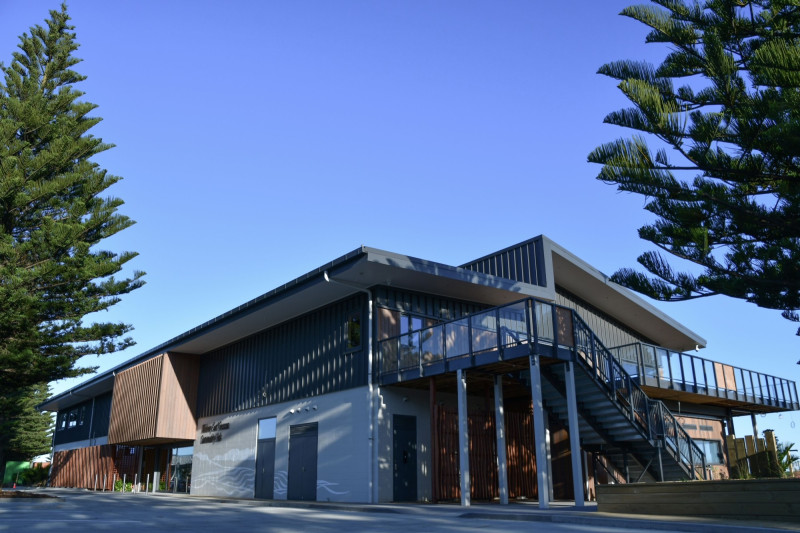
[346,312,361,350]
[79,406,86,426]
[698,439,724,464]
[258,417,277,440]
[67,409,78,428]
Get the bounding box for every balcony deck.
[377,298,799,415]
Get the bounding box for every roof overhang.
[41,246,548,412]
[543,237,706,352]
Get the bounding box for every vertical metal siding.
[374,287,488,323]
[555,286,655,348]
[460,237,546,287]
[196,294,367,419]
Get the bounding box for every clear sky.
[1,1,798,446]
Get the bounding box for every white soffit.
[546,238,706,352]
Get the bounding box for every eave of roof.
[40,245,549,411]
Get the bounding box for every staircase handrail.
[570,313,706,479]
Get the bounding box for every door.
[288,422,318,501]
[393,415,417,501]
[255,417,277,499]
[255,439,276,499]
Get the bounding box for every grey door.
[288,422,318,501]
[255,438,275,499]
[393,415,417,501]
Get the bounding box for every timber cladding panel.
[108,353,199,444]
[596,479,800,522]
[50,444,141,489]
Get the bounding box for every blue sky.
[2,1,798,445]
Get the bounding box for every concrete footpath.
[1,488,798,533]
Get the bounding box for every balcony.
[608,342,799,412]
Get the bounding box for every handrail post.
[551,304,559,351]
[495,308,502,359]
[527,300,535,347]
[468,317,474,367]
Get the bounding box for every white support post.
[751,412,759,440]
[494,375,509,505]
[564,361,585,506]
[457,369,470,507]
[529,354,550,509]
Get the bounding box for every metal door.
[255,438,276,499]
[393,415,417,501]
[288,422,318,501]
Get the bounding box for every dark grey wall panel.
[197,295,367,419]
[374,286,488,321]
[460,237,546,287]
[91,392,113,439]
[555,286,655,349]
[53,391,114,446]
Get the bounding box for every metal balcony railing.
[608,342,800,410]
[377,297,710,480]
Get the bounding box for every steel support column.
[529,354,550,509]
[457,369,470,507]
[564,361,585,506]
[494,375,509,505]
[751,412,759,440]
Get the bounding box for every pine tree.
[0,5,144,483]
[588,0,800,332]
[1,384,53,462]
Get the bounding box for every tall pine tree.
[0,5,143,482]
[588,1,800,333]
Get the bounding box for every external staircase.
[377,297,707,483]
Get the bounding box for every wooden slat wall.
[108,353,199,444]
[108,356,163,444]
[433,407,542,501]
[50,445,140,490]
[155,353,199,441]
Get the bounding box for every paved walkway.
[1,488,797,533]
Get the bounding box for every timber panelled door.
[393,415,418,502]
[288,423,318,501]
[255,417,277,499]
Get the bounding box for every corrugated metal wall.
[374,287,488,323]
[196,295,367,419]
[460,237,546,287]
[555,286,654,348]
[91,392,113,438]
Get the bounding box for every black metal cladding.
[53,391,112,446]
[91,392,113,439]
[460,237,547,287]
[197,295,367,419]
[374,286,488,321]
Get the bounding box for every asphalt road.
[0,489,791,533]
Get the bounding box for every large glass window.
[169,446,193,493]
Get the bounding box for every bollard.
[103,473,107,492]
[134,474,138,494]
[146,474,150,494]
[113,474,117,492]
[94,473,98,492]
[123,474,127,493]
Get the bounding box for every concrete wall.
[191,386,370,502]
[597,479,800,522]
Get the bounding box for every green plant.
[17,465,49,487]
[113,479,133,492]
